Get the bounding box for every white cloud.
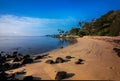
[0,15,78,36]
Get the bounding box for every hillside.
[69,10,120,36]
[92,10,120,36]
[82,10,120,36]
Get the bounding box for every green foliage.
[81,10,120,36]
[78,30,87,37]
[106,32,114,36]
[97,30,105,36]
[92,10,120,36]
[68,10,120,37]
[69,28,80,35]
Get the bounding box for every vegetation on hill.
[69,10,120,36]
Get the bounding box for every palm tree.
[58,29,64,35]
[78,21,85,28]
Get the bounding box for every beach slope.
[8,36,120,80]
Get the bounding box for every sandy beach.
[6,36,120,80]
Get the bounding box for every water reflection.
[58,38,77,48]
[0,36,76,55]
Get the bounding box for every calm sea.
[0,36,73,55]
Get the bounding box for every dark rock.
[3,63,11,70]
[11,63,21,69]
[6,74,16,80]
[33,77,41,80]
[1,63,21,71]
[12,54,17,58]
[22,58,33,64]
[16,71,26,75]
[0,72,17,80]
[18,53,24,57]
[0,67,4,72]
[7,77,19,80]
[34,56,43,60]
[0,58,4,65]
[0,56,6,65]
[55,57,65,63]
[45,60,54,64]
[23,76,41,80]
[1,51,5,53]
[113,48,120,52]
[113,40,120,44]
[13,56,22,62]
[22,54,33,65]
[113,48,120,57]
[12,51,18,58]
[60,46,64,49]
[0,71,8,80]
[65,56,73,59]
[6,54,12,58]
[75,59,84,64]
[2,56,6,61]
[75,61,81,64]
[117,52,120,57]
[55,71,67,80]
[23,55,30,59]
[35,54,49,60]
[13,51,18,55]
[113,48,118,51]
[23,76,33,80]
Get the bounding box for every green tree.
[69,28,80,35]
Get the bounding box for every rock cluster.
[113,48,120,57]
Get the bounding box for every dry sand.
[7,36,120,80]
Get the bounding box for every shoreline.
[5,36,120,80]
[32,37,78,57]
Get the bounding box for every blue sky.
[0,0,120,36]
